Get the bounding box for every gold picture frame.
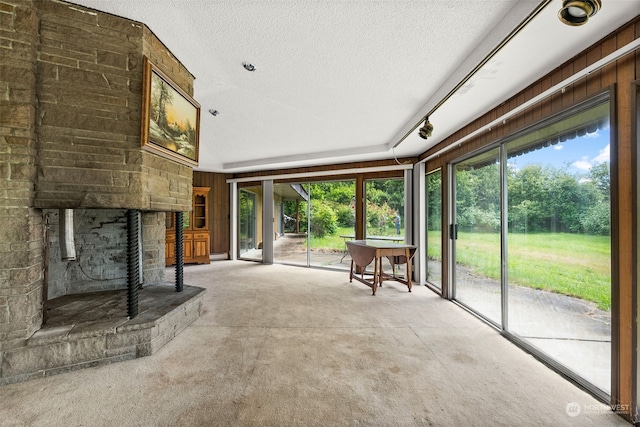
[141,56,200,167]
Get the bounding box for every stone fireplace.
[0,0,205,385]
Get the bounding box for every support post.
[126,210,140,319]
[175,211,184,292]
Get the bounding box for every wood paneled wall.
[193,171,231,256]
[421,18,639,420]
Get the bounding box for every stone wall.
[0,0,44,345]
[1,0,199,347]
[33,0,193,212]
[44,209,169,298]
[141,211,166,284]
[44,209,128,298]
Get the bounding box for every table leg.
[406,248,412,292]
[372,254,379,295]
[340,239,349,263]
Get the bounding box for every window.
[450,95,612,395]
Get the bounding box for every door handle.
[450,224,458,240]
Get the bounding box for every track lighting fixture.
[558,0,601,26]
[418,116,433,140]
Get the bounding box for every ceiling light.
[208,109,219,116]
[418,117,433,140]
[242,62,256,72]
[558,0,601,26]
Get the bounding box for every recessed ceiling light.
[243,62,256,72]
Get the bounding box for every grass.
[307,226,404,251]
[454,231,611,311]
[305,228,611,311]
[308,227,353,251]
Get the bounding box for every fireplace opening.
[41,208,156,322]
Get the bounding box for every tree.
[508,164,551,232]
[427,172,442,231]
[310,203,337,238]
[151,77,173,129]
[587,162,610,201]
[455,163,500,232]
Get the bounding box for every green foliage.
[334,204,355,227]
[325,182,355,205]
[454,160,611,235]
[366,179,404,212]
[365,179,404,236]
[588,162,610,198]
[238,190,256,238]
[581,203,610,235]
[457,206,500,232]
[280,179,404,238]
[310,203,337,238]
[366,202,395,235]
[456,163,500,232]
[427,171,442,231]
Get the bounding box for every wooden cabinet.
[165,187,211,265]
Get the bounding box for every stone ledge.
[0,284,204,386]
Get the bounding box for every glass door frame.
[449,145,503,329]
[446,92,614,402]
[238,187,258,260]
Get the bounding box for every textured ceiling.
[68,0,639,172]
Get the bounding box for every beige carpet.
[0,261,629,426]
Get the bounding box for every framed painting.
[141,56,200,167]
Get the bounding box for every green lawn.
[308,228,611,311]
[308,227,354,251]
[454,231,610,311]
[308,226,404,251]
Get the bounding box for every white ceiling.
[68,0,639,173]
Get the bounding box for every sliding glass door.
[273,183,309,266]
[426,170,442,291]
[308,181,355,269]
[238,186,261,261]
[452,149,501,324]
[505,99,611,393]
[273,180,355,270]
[448,95,612,395]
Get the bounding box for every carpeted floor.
[0,261,630,426]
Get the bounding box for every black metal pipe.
[126,209,139,318]
[175,211,184,292]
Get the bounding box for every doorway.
[449,95,612,396]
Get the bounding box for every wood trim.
[613,23,638,414]
[631,78,639,423]
[273,169,405,185]
[232,158,417,180]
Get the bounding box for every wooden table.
[346,240,417,295]
[339,234,404,262]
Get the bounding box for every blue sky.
[508,127,610,174]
